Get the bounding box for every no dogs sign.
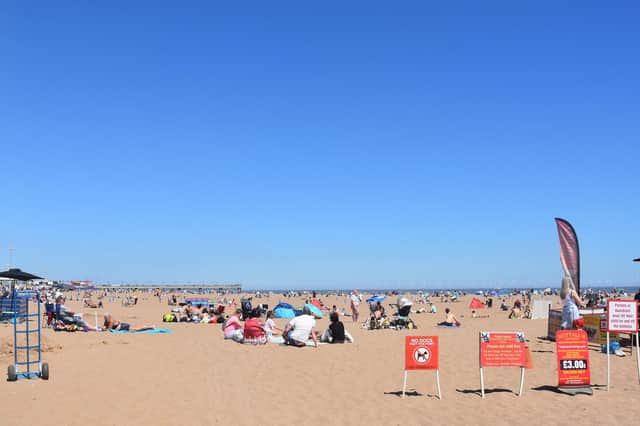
[405,336,439,370]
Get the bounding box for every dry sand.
[1,292,639,426]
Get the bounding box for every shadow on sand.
[456,388,514,397]
[384,390,423,398]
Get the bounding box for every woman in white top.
[560,276,584,329]
[350,290,360,323]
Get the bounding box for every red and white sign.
[479,332,525,367]
[607,300,639,332]
[405,336,439,370]
[556,329,590,387]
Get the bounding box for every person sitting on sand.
[243,308,267,345]
[263,310,282,338]
[499,298,509,311]
[508,301,523,319]
[52,295,71,317]
[223,308,244,342]
[83,298,102,309]
[282,306,319,347]
[438,308,461,327]
[180,301,201,322]
[103,313,154,332]
[321,312,354,343]
[168,294,178,306]
[51,296,98,331]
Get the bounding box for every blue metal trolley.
[7,290,49,381]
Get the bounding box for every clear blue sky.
[2,1,639,289]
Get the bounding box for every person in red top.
[243,308,267,345]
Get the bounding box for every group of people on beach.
[46,294,154,332]
[223,305,354,347]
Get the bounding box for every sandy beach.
[1,292,639,426]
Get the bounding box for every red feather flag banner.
[555,218,580,294]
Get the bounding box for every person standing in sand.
[560,276,584,329]
[350,290,360,323]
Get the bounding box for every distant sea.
[244,285,638,294]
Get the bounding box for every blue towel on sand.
[110,328,172,334]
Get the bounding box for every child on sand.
[263,310,282,338]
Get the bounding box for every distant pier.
[91,283,242,291]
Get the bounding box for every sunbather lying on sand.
[103,313,155,332]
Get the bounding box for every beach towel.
[269,335,326,346]
[268,336,285,344]
[110,328,173,334]
[437,324,463,328]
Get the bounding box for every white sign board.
[607,300,638,332]
[531,300,552,319]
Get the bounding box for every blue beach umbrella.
[366,295,385,303]
[304,303,324,319]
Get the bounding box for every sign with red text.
[556,329,590,387]
[582,314,618,344]
[405,336,439,370]
[607,300,638,332]
[479,332,525,367]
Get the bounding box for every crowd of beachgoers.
[2,281,638,349]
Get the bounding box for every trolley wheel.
[8,365,17,382]
[41,363,49,380]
